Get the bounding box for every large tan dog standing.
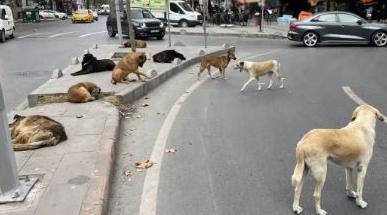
[111,52,149,84]
[197,49,237,80]
[291,104,385,215]
[235,60,285,92]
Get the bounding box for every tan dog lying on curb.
[291,104,385,215]
[235,60,285,92]
[111,52,149,84]
[68,82,101,103]
[9,114,67,151]
[198,49,237,80]
[123,39,147,48]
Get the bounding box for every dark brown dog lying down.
[9,115,67,151]
[71,53,116,76]
[152,50,186,63]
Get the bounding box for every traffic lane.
[157,46,387,215]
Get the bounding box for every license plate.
[150,30,159,33]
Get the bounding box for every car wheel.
[157,35,164,40]
[10,27,15,39]
[372,31,387,47]
[107,25,116,37]
[0,29,5,42]
[179,20,189,27]
[302,32,318,47]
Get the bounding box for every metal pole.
[260,0,264,32]
[167,0,171,47]
[203,0,207,48]
[0,81,19,195]
[115,0,123,45]
[126,0,136,52]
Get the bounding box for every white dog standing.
[291,104,385,215]
[235,60,285,92]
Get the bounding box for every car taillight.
[289,22,299,29]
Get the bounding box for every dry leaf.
[123,170,132,177]
[144,97,150,100]
[76,115,84,118]
[135,160,154,169]
[129,128,136,131]
[142,103,149,107]
[165,147,177,153]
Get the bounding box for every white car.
[39,10,55,19]
[91,9,98,21]
[0,5,15,42]
[54,11,67,19]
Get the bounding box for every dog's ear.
[351,107,359,121]
[375,109,385,122]
[13,114,25,120]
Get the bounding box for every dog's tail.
[291,145,305,187]
[71,70,84,76]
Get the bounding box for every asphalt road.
[108,37,387,215]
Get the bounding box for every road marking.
[49,31,76,38]
[138,50,279,215]
[342,86,366,105]
[18,32,45,39]
[79,31,107,38]
[342,86,387,124]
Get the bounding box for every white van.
[152,1,202,27]
[0,5,15,42]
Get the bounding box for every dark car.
[288,11,387,47]
[106,7,165,40]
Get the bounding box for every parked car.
[98,4,110,15]
[0,5,15,42]
[288,11,387,47]
[106,7,165,40]
[39,10,55,19]
[152,0,202,27]
[53,10,67,19]
[72,9,94,23]
[91,9,98,21]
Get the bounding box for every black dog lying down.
[152,50,186,63]
[71,53,116,76]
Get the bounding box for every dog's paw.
[346,190,357,199]
[293,205,303,214]
[356,200,368,208]
[316,209,327,215]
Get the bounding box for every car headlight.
[160,22,164,27]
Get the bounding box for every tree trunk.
[126,1,136,52]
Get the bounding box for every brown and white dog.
[111,52,149,84]
[198,49,237,80]
[9,114,67,151]
[235,60,285,92]
[291,104,385,215]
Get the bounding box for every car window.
[132,10,143,19]
[338,14,360,23]
[170,3,182,14]
[178,2,193,12]
[142,10,154,19]
[0,9,5,19]
[315,14,336,22]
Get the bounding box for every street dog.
[9,114,67,151]
[123,39,147,48]
[235,60,285,92]
[291,104,385,215]
[71,53,116,76]
[152,50,186,63]
[68,82,101,103]
[111,52,149,84]
[198,49,237,80]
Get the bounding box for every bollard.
[149,69,158,78]
[0,81,39,204]
[0,81,19,195]
[72,57,79,65]
[93,44,98,49]
[84,49,90,54]
[51,69,63,79]
[222,43,230,49]
[198,49,206,56]
[173,58,182,65]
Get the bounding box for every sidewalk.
[170,21,288,39]
[0,43,233,215]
